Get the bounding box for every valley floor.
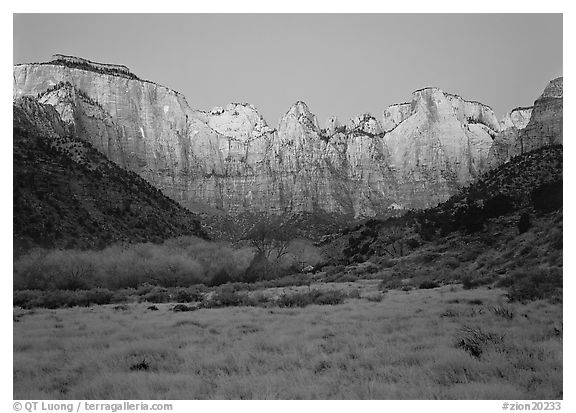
[13,284,562,399]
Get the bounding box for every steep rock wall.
[15,57,557,218]
[488,77,562,168]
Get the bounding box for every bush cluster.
[13,284,358,310]
[14,288,114,309]
[277,289,345,307]
[14,237,255,291]
[496,267,562,302]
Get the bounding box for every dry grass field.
[13,283,562,399]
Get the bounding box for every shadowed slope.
[13,97,207,254]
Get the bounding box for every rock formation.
[487,106,533,168]
[488,77,562,167]
[520,77,563,149]
[13,56,563,218]
[13,95,206,253]
[381,87,500,208]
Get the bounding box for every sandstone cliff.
[488,77,562,167]
[487,106,533,168]
[13,96,206,253]
[13,56,562,219]
[381,87,498,208]
[520,77,563,149]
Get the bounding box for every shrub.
[324,271,358,283]
[461,275,496,290]
[110,288,136,303]
[547,228,562,250]
[373,256,397,268]
[13,290,41,309]
[365,293,383,302]
[379,278,404,290]
[174,287,204,303]
[497,267,562,302]
[240,292,269,307]
[324,265,346,276]
[347,289,361,299]
[83,288,113,305]
[518,212,531,234]
[532,180,562,213]
[20,290,81,309]
[277,289,346,308]
[141,287,170,303]
[314,290,347,305]
[442,257,461,270]
[462,276,476,290]
[490,305,514,319]
[203,288,244,308]
[419,280,440,289]
[378,270,406,290]
[209,269,233,287]
[129,359,150,371]
[136,283,155,296]
[15,288,124,309]
[455,326,504,358]
[420,252,441,263]
[277,291,314,308]
[13,236,255,291]
[484,194,515,218]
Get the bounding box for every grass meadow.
[13,283,562,399]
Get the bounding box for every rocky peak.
[499,107,533,130]
[519,77,563,148]
[445,93,500,132]
[542,77,563,98]
[197,102,273,141]
[348,113,383,136]
[488,77,562,168]
[12,55,562,219]
[407,87,500,132]
[276,101,324,148]
[382,102,412,132]
[280,101,321,133]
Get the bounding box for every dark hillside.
[13,97,207,255]
[319,145,562,300]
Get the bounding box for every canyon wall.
[487,77,563,168]
[13,58,563,217]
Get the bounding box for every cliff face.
[13,96,206,254]
[488,77,563,167]
[13,57,562,218]
[382,87,498,208]
[520,77,563,149]
[487,107,533,168]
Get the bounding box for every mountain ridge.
[13,55,563,219]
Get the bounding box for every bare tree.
[244,215,294,280]
[379,226,407,258]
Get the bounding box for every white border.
[2,3,572,411]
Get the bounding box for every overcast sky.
[13,14,562,126]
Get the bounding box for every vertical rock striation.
[13,56,562,218]
[488,77,562,167]
[382,87,498,208]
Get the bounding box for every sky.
[13,14,562,126]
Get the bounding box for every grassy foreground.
[13,284,562,399]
